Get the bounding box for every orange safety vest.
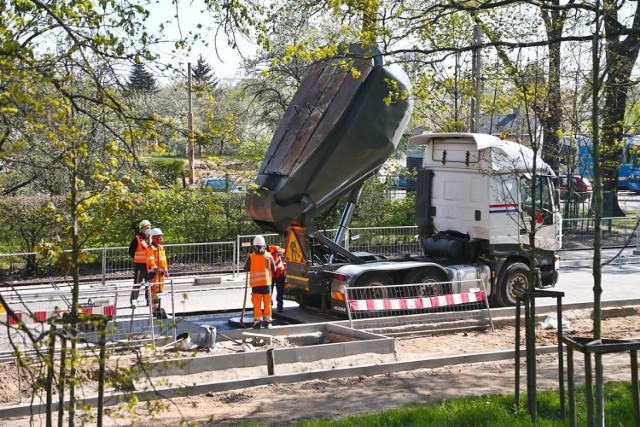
[248,252,273,288]
[133,235,149,264]
[269,245,286,278]
[146,244,168,283]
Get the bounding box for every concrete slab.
[194,276,222,286]
[137,323,394,377]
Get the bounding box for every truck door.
[518,174,561,251]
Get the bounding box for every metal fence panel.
[236,233,285,275]
[345,226,420,257]
[562,215,640,250]
[0,282,192,356]
[344,279,493,335]
[0,286,122,356]
[0,241,236,285]
[103,241,236,281]
[235,227,420,272]
[2,221,640,284]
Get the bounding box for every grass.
[274,381,637,426]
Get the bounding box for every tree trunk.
[601,0,640,217]
[539,3,564,172]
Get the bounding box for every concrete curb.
[0,345,560,419]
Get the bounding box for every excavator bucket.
[245,44,413,232]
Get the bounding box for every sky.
[146,0,257,82]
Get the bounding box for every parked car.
[201,177,239,192]
[558,175,592,201]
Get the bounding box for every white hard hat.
[139,219,151,228]
[253,235,266,246]
[149,228,163,237]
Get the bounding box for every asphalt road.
[618,192,640,211]
[167,248,640,315]
[0,249,637,356]
[6,247,639,322]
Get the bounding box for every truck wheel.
[497,262,530,307]
[404,269,450,297]
[353,272,393,300]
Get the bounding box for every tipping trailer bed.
[245,44,413,232]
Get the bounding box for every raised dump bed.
[245,44,412,232]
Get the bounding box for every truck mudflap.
[245,44,413,232]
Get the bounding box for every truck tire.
[497,262,530,307]
[404,269,450,297]
[353,272,393,300]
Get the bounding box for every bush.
[148,158,186,188]
[0,175,413,251]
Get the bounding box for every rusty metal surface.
[246,44,412,232]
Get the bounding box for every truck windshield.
[520,175,554,221]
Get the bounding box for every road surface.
[164,248,640,315]
[5,247,640,321]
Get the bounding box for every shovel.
[218,331,255,352]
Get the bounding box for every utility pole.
[470,25,482,132]
[187,62,195,185]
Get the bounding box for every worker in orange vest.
[268,244,286,313]
[129,219,151,305]
[146,227,169,317]
[244,235,276,329]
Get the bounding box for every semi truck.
[245,44,562,314]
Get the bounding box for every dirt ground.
[2,307,640,426]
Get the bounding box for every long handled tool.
[129,292,137,336]
[129,281,144,336]
[240,271,249,328]
[217,331,255,352]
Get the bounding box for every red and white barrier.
[348,290,486,312]
[0,295,116,328]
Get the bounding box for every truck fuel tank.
[445,264,491,296]
[245,44,413,232]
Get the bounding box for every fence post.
[236,235,241,278]
[101,247,107,286]
[233,240,238,278]
[170,279,176,342]
[635,215,640,255]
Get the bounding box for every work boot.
[253,322,262,329]
[265,322,273,329]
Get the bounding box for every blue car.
[201,177,239,192]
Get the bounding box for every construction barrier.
[348,289,486,312]
[0,280,236,357]
[344,279,493,335]
[0,284,166,357]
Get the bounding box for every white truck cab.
[408,132,562,306]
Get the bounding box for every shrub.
[148,158,186,188]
